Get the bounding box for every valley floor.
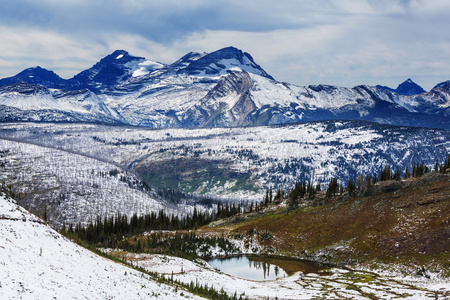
[105,250,450,300]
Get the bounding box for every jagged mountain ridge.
[0,47,449,129]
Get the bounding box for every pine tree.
[269,186,273,203]
[43,205,48,223]
[380,165,391,181]
[264,188,269,206]
[347,177,356,195]
[315,182,321,192]
[404,166,410,179]
[275,188,282,200]
[393,167,401,181]
[326,177,338,198]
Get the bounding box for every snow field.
[0,195,206,300]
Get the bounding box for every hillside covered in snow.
[0,194,206,300]
[0,136,209,229]
[1,121,448,203]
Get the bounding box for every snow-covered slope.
[0,195,205,300]
[0,83,125,124]
[1,121,448,201]
[0,137,198,228]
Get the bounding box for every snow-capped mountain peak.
[181,46,274,79]
[395,78,426,95]
[68,50,149,91]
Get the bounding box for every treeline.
[117,231,238,259]
[287,155,450,205]
[256,181,322,208]
[178,278,247,300]
[288,180,321,205]
[61,203,243,246]
[243,186,287,212]
[327,156,450,198]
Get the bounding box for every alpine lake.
[207,255,331,281]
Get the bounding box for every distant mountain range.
[1,47,449,129]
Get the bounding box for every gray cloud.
[0,0,449,90]
[0,1,329,40]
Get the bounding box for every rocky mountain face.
[395,78,426,95]
[377,78,426,96]
[0,47,449,129]
[0,66,68,89]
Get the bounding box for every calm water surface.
[207,255,328,281]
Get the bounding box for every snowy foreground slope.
[0,195,205,300]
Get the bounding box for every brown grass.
[198,174,450,269]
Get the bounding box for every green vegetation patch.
[136,157,259,194]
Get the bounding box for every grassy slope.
[199,173,450,273]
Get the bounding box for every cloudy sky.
[0,0,449,90]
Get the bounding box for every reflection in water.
[208,255,329,281]
[208,255,288,281]
[248,259,277,279]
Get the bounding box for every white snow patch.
[131,60,165,77]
